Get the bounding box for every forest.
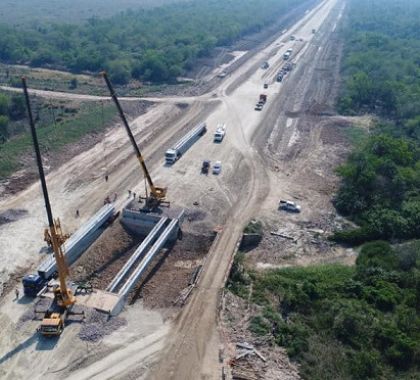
[333,0,420,244]
[0,0,307,84]
[229,241,420,379]
[0,0,180,25]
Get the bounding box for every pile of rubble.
[78,309,126,342]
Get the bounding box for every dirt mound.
[0,208,28,225]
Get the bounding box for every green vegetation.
[0,0,306,84]
[333,0,420,244]
[244,219,263,235]
[0,93,26,141]
[0,101,115,178]
[0,0,182,25]
[229,241,420,379]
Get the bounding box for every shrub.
[249,316,271,336]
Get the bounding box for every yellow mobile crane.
[22,78,76,336]
[102,72,168,209]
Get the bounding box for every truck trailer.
[165,122,207,164]
[22,203,115,296]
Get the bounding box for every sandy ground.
[0,0,352,378]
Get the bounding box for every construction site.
[0,0,360,379]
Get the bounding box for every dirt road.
[0,0,346,378]
[149,0,343,379]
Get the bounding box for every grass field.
[0,101,115,179]
[0,0,184,25]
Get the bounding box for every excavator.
[102,72,169,210]
[22,78,76,337]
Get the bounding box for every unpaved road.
[148,1,343,379]
[0,0,346,378]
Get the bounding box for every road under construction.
[0,0,352,378]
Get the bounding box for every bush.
[356,241,397,271]
[249,316,271,336]
[349,350,381,379]
[243,219,262,235]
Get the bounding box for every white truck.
[165,122,207,164]
[214,123,226,142]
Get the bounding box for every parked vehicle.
[201,159,210,174]
[279,200,301,213]
[213,161,222,175]
[214,123,226,142]
[277,73,283,82]
[290,35,296,41]
[261,61,269,69]
[165,122,207,164]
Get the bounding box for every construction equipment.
[43,219,70,248]
[22,78,76,336]
[165,122,207,164]
[23,203,115,297]
[214,123,226,142]
[102,72,167,210]
[37,311,65,336]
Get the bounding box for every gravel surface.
[78,309,127,342]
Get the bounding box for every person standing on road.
[15,288,19,300]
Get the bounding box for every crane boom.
[22,78,75,308]
[102,72,167,207]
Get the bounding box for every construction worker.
[76,209,80,218]
[15,288,19,300]
[105,174,109,182]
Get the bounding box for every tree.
[107,60,131,85]
[69,78,78,90]
[356,241,397,271]
[0,93,9,115]
[8,95,25,120]
[0,115,9,138]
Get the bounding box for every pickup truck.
[279,200,301,213]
